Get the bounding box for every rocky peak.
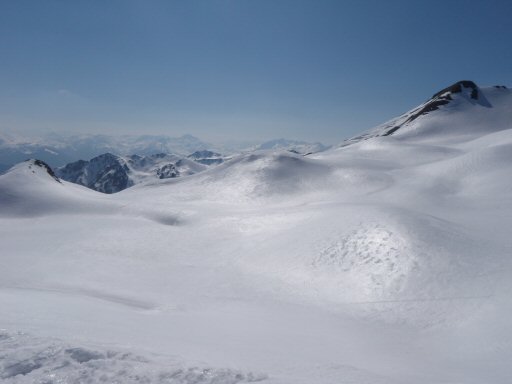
[432,80,479,100]
[28,159,61,183]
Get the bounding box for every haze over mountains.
[0,132,329,174]
[1,81,512,383]
[0,131,330,193]
[0,133,209,172]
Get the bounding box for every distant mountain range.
[0,132,329,174]
[55,151,224,194]
[54,143,329,194]
[0,134,213,173]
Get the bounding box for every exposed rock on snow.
[0,159,120,216]
[30,159,61,183]
[256,139,330,155]
[188,150,225,165]
[56,152,211,193]
[342,80,508,145]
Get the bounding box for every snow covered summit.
[342,80,511,145]
[0,159,118,217]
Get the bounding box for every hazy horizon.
[2,1,512,144]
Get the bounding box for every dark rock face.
[56,153,131,194]
[345,80,488,145]
[381,81,481,137]
[93,163,131,194]
[188,150,224,165]
[341,80,496,147]
[188,150,220,159]
[31,159,61,183]
[55,151,218,193]
[56,152,212,193]
[432,80,479,100]
[381,94,452,136]
[61,159,88,173]
[156,163,179,179]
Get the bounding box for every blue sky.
[1,0,511,144]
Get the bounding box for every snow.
[0,332,268,383]
[1,83,512,383]
[0,160,120,217]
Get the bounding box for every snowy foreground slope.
[1,81,512,383]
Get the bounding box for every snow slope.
[0,160,119,216]
[342,81,511,145]
[1,81,512,383]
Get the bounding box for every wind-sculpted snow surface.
[1,81,512,383]
[0,332,268,384]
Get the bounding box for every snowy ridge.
[342,80,511,145]
[0,159,118,216]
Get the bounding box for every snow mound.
[313,222,412,298]
[130,150,393,204]
[0,159,118,217]
[126,151,334,203]
[419,138,512,197]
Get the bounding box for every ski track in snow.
[0,285,157,311]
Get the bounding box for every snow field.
[1,84,512,382]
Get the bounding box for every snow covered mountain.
[56,152,210,193]
[1,80,512,383]
[342,80,510,146]
[0,159,120,216]
[0,132,325,173]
